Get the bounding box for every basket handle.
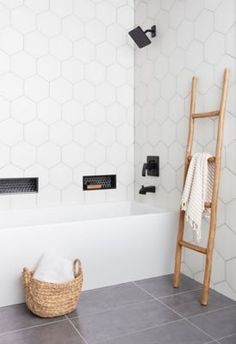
[73,259,81,278]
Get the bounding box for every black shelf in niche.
[83,175,116,191]
[0,178,39,195]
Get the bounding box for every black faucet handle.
[142,163,147,176]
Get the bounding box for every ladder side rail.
[201,68,230,305]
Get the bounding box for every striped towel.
[181,152,215,242]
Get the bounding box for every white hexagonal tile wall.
[12,142,35,168]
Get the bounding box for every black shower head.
[128,25,156,48]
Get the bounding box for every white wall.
[0,0,134,209]
[134,0,236,300]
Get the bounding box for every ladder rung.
[204,202,212,208]
[179,240,207,254]
[187,156,216,163]
[192,110,220,119]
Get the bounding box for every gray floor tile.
[0,321,85,344]
[99,319,211,344]
[161,289,235,317]
[135,274,201,298]
[188,306,236,340]
[72,299,180,343]
[69,282,152,318]
[0,303,65,334]
[219,334,236,344]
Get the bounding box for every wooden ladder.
[173,68,230,306]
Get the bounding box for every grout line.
[214,331,236,343]
[133,281,216,343]
[186,304,236,319]
[0,317,68,338]
[65,315,89,344]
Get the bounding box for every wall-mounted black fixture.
[0,177,38,195]
[83,175,116,191]
[128,25,157,48]
[139,185,156,195]
[142,156,159,177]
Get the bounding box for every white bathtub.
[0,201,177,307]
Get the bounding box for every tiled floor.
[0,274,235,344]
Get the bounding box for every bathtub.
[0,201,177,307]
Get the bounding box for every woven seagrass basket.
[22,259,83,318]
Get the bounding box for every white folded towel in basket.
[181,152,214,242]
[33,250,74,283]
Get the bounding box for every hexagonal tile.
[177,69,193,98]
[0,73,23,100]
[85,20,106,44]
[147,122,161,145]
[85,143,105,167]
[107,24,126,47]
[62,15,83,41]
[226,25,236,58]
[107,142,126,166]
[50,164,72,189]
[50,0,72,17]
[96,123,115,146]
[85,102,105,125]
[226,199,236,234]
[74,80,95,105]
[0,27,23,54]
[0,97,10,121]
[12,142,35,168]
[50,78,72,104]
[169,142,184,169]
[50,35,72,61]
[11,51,36,78]
[205,32,225,65]
[196,62,214,94]
[24,0,49,13]
[74,0,95,21]
[169,48,185,76]
[107,103,126,127]
[117,84,133,107]
[37,12,61,37]
[212,251,225,284]
[215,0,235,34]
[117,45,133,68]
[135,124,146,146]
[38,98,61,124]
[216,225,236,260]
[62,184,84,204]
[177,21,194,49]
[161,29,177,55]
[74,39,95,63]
[185,0,204,20]
[62,100,83,125]
[74,123,95,146]
[96,82,116,106]
[38,142,60,168]
[12,97,36,124]
[194,10,214,42]
[118,163,133,185]
[186,40,204,71]
[25,120,48,146]
[161,164,176,192]
[177,116,188,147]
[38,55,60,81]
[12,6,36,33]
[169,95,185,123]
[226,142,236,174]
[161,74,176,101]
[117,123,133,146]
[85,61,105,85]
[161,120,176,146]
[107,65,127,87]
[141,60,154,84]
[0,4,10,29]
[38,185,60,206]
[24,31,48,57]
[0,144,10,168]
[50,121,72,146]
[97,2,116,26]
[97,42,116,67]
[25,164,48,188]
[169,1,184,29]
[0,51,10,74]
[74,162,95,185]
[62,143,84,167]
[62,58,84,83]
[25,75,48,102]
[141,102,154,126]
[226,258,236,292]
[220,169,236,204]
